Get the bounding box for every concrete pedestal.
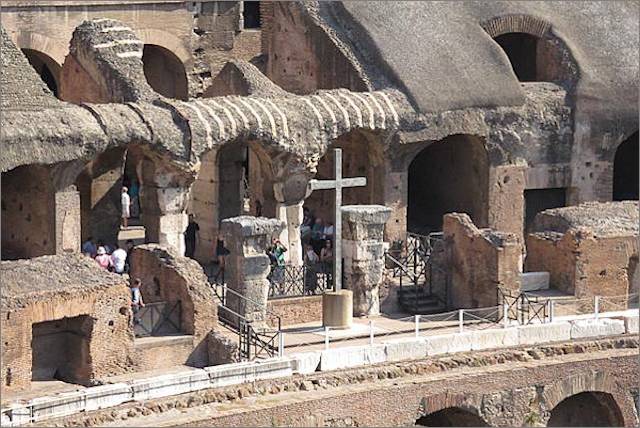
[322,290,353,329]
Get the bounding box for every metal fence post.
[458,309,464,333]
[549,300,555,323]
[369,320,374,346]
[594,296,600,320]
[278,332,285,357]
[324,326,330,350]
[414,315,420,338]
[503,303,509,328]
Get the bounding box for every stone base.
[322,290,353,329]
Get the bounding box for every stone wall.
[130,245,217,368]
[265,3,368,94]
[526,201,639,299]
[1,165,56,259]
[443,213,522,308]
[40,337,639,427]
[267,296,323,327]
[1,256,132,394]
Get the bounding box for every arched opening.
[494,32,538,82]
[547,391,624,427]
[21,48,61,97]
[142,44,188,100]
[407,134,489,234]
[416,407,489,426]
[242,1,261,29]
[1,164,56,260]
[187,141,274,263]
[613,131,639,201]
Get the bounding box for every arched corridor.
[142,44,188,100]
[21,48,61,97]
[407,134,488,234]
[415,407,489,427]
[547,391,624,427]
[613,131,639,201]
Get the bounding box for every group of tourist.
[82,237,135,274]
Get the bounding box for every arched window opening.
[494,32,539,82]
[613,131,639,201]
[547,391,624,427]
[21,48,61,97]
[142,44,188,100]
[243,1,261,29]
[416,407,489,427]
[407,135,489,234]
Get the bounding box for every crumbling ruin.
[0,1,638,423]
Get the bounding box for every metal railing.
[384,232,446,312]
[497,288,549,325]
[133,301,182,337]
[267,263,333,299]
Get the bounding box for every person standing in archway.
[184,214,200,258]
[121,186,131,229]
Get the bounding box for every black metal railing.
[497,288,549,325]
[134,301,182,337]
[267,263,333,299]
[385,232,446,312]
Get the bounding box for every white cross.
[308,148,367,291]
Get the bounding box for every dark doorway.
[142,45,188,100]
[416,407,489,426]
[31,316,93,384]
[524,188,566,232]
[243,1,261,29]
[21,49,61,97]
[547,391,624,427]
[613,131,639,201]
[407,135,489,234]
[494,32,538,81]
[217,145,249,221]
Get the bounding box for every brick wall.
[267,296,323,327]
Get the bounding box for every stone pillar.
[220,216,285,326]
[273,166,312,267]
[55,186,81,254]
[156,186,190,255]
[275,201,304,266]
[342,205,392,317]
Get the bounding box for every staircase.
[398,285,446,314]
[385,232,447,315]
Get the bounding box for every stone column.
[342,205,392,317]
[273,167,312,267]
[156,186,190,255]
[55,186,81,254]
[220,216,285,326]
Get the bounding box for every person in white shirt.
[111,244,128,274]
[121,187,131,229]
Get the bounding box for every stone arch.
[482,15,577,84]
[13,31,67,66]
[20,48,62,97]
[407,134,489,234]
[612,131,639,201]
[135,29,192,65]
[141,44,189,100]
[547,391,624,427]
[416,407,490,426]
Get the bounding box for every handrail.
[221,284,282,331]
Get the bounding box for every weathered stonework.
[526,201,639,300]
[443,213,522,308]
[342,205,392,316]
[220,216,285,326]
